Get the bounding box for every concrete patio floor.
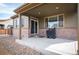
[16,37,78,55]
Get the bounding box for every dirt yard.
[0,36,42,55]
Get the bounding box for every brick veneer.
[56,28,77,40]
[13,29,20,39]
[21,28,29,39]
[13,27,77,40]
[39,28,77,40]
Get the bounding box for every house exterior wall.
[56,12,77,40]
[38,12,77,40]
[39,17,46,37]
[13,12,77,40]
[13,17,20,38]
[56,28,77,40]
[21,15,29,39]
[13,15,29,39]
[64,12,77,28]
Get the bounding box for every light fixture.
[38,12,40,15]
[56,7,59,10]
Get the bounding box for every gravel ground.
[0,36,42,55]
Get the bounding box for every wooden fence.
[0,29,13,35]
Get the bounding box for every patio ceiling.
[22,3,77,18]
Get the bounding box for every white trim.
[57,15,59,28]
[44,14,64,18]
[58,14,65,28]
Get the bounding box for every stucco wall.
[39,17,44,29]
[64,12,77,28]
[38,17,46,36]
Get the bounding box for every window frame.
[59,14,64,27]
[45,14,64,29]
[48,16,58,28]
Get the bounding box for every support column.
[77,4,79,54]
[18,14,22,39]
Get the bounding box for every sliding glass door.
[31,19,38,34]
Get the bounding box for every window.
[48,16,58,28]
[47,14,64,28]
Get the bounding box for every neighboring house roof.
[0,19,13,24]
[10,15,18,19]
[0,19,10,22]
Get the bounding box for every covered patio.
[14,3,77,39]
[14,3,78,55]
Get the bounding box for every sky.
[0,3,23,20]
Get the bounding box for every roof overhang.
[0,19,10,22]
[14,3,44,14]
[14,3,77,18]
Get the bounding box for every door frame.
[30,17,39,36]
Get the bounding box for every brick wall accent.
[21,28,29,39]
[13,28,77,40]
[56,28,77,40]
[39,29,46,37]
[39,28,77,40]
[13,29,20,39]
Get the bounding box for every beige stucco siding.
[39,17,44,29]
[64,12,77,28]
[38,12,77,29]
[38,17,46,36]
